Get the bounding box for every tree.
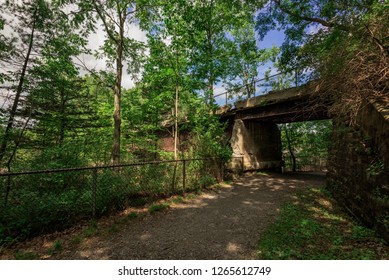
[0,0,60,166]
[145,0,194,160]
[185,0,256,110]
[226,21,279,99]
[83,0,146,165]
[27,32,89,147]
[279,120,332,172]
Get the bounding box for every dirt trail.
[2,172,326,260]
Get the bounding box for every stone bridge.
[218,80,331,171]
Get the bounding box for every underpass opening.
[277,120,332,173]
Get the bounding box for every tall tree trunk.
[243,70,251,98]
[174,81,179,160]
[58,88,66,145]
[206,29,214,112]
[284,125,297,172]
[4,110,32,206]
[172,54,180,193]
[0,8,37,164]
[112,9,125,165]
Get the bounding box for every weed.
[83,221,97,237]
[351,225,374,239]
[125,212,139,220]
[71,236,82,245]
[48,240,62,255]
[14,250,39,260]
[186,193,198,200]
[148,203,170,214]
[108,224,119,233]
[367,159,384,177]
[171,196,184,204]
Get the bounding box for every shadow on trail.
[57,172,326,260]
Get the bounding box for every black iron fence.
[0,157,243,244]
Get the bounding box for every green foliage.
[82,221,98,238]
[226,22,279,98]
[125,212,139,220]
[14,250,39,260]
[367,159,385,177]
[279,120,332,171]
[48,240,63,255]
[171,196,184,204]
[255,0,379,68]
[148,203,170,214]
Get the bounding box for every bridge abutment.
[230,119,282,171]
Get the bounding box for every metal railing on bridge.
[214,70,311,109]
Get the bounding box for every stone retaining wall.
[327,99,389,242]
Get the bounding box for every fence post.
[92,168,97,218]
[241,156,244,173]
[182,160,186,197]
[220,159,224,182]
[4,174,11,207]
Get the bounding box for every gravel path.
[58,172,325,260]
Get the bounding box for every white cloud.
[75,18,148,89]
[306,24,328,35]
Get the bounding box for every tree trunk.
[206,29,214,112]
[284,125,297,172]
[112,10,125,165]
[172,53,180,192]
[243,70,251,98]
[0,8,37,164]
[4,111,32,206]
[174,82,179,160]
[58,88,66,145]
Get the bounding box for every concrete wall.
[327,99,389,242]
[230,119,282,171]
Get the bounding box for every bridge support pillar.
[230,119,282,171]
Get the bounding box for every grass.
[148,203,170,214]
[14,250,39,260]
[171,196,185,204]
[82,221,98,238]
[257,187,389,260]
[125,212,139,220]
[48,240,63,255]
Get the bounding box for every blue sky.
[258,30,286,49]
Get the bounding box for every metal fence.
[0,157,242,243]
[214,70,312,108]
[282,155,327,172]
